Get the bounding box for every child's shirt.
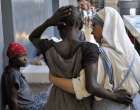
[1,66,34,109]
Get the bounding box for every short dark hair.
[57,5,83,31]
[8,57,18,66]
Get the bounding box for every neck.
[9,63,20,70]
[60,28,79,41]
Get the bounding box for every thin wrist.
[109,92,116,101]
[45,18,53,27]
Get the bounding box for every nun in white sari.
[72,7,140,110]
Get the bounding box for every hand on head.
[48,6,72,26]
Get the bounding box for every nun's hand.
[48,6,72,26]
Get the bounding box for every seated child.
[1,42,51,110]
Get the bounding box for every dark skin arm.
[29,7,71,51]
[8,85,19,110]
[50,63,132,105]
[85,63,132,105]
[29,17,53,51]
[85,63,115,99]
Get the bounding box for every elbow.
[85,81,99,94]
[29,34,33,42]
[29,31,36,42]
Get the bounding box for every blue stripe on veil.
[99,48,114,88]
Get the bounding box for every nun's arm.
[49,70,90,99]
[49,74,75,94]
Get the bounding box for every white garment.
[98,7,140,94]
[72,7,140,100]
[72,70,91,100]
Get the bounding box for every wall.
[59,0,69,7]
[106,0,119,9]
[59,0,77,7]
[1,0,15,108]
[69,0,77,6]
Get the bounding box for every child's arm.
[9,86,19,110]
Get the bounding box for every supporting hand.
[113,89,132,105]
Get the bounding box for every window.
[12,0,59,60]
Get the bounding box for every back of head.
[57,5,83,31]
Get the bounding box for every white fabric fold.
[72,70,91,100]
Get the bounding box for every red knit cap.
[7,42,27,58]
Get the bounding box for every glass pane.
[12,0,58,61]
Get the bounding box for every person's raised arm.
[29,6,71,52]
